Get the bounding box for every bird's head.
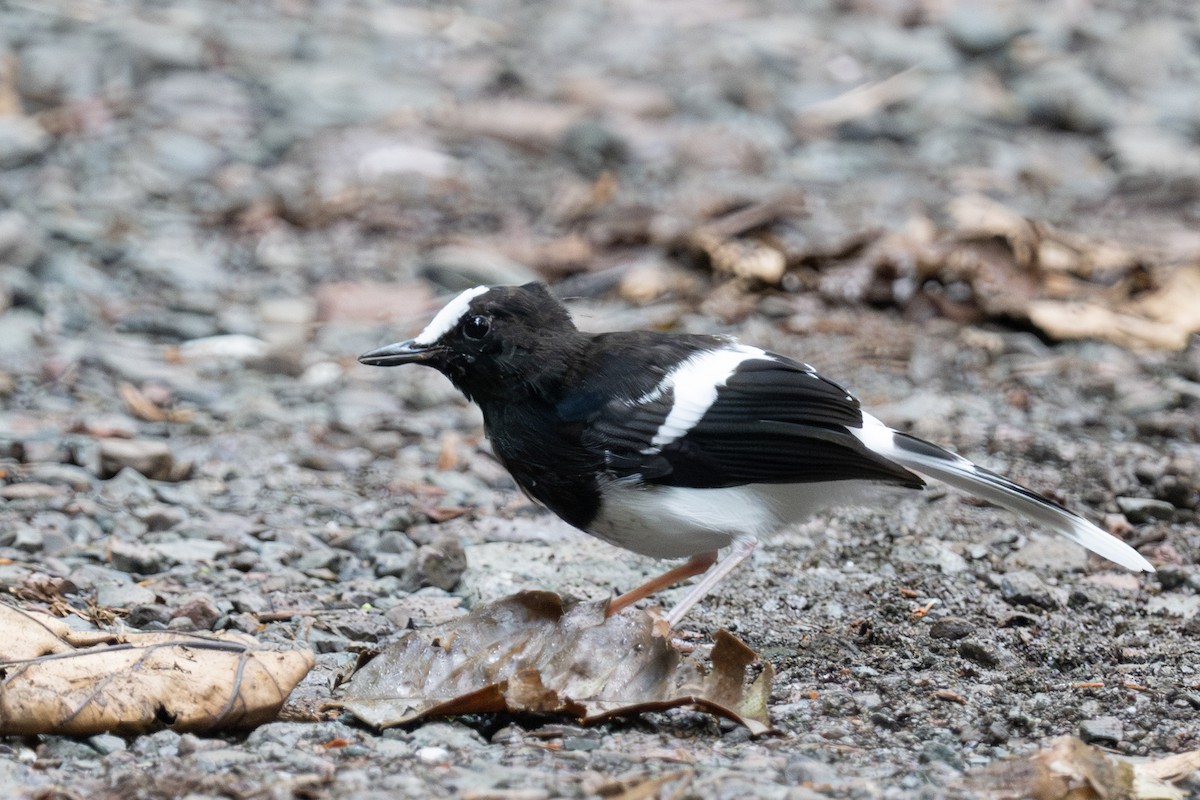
[358,282,580,402]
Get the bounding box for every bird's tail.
[859,416,1154,572]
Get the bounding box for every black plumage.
[360,282,1154,625]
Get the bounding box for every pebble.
[410,721,486,751]
[171,596,223,630]
[108,539,167,575]
[86,734,127,756]
[929,617,975,640]
[999,571,1059,609]
[415,536,467,592]
[95,582,158,609]
[0,117,51,168]
[1078,716,1124,744]
[98,440,176,481]
[1116,496,1176,523]
[958,640,1002,667]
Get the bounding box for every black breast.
[481,400,605,531]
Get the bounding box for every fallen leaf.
[959,736,1200,800]
[0,603,314,735]
[337,591,774,734]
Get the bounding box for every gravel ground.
[1,1,1199,798]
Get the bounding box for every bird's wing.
[575,348,924,489]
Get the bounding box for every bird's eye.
[462,315,490,340]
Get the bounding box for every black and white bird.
[360,283,1154,625]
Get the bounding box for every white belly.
[587,480,878,559]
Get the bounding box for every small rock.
[942,5,1023,55]
[1155,565,1189,591]
[23,464,94,491]
[132,729,182,758]
[1005,534,1089,572]
[0,309,44,358]
[108,539,167,575]
[410,721,486,751]
[930,617,975,641]
[99,439,176,481]
[1078,716,1123,745]
[1116,496,1175,523]
[415,746,450,766]
[999,571,1059,609]
[87,734,127,756]
[125,603,173,628]
[416,535,467,592]
[95,582,158,609]
[1015,64,1115,134]
[178,334,269,364]
[172,596,222,630]
[0,482,66,502]
[958,640,1001,667]
[0,117,51,168]
[0,211,45,269]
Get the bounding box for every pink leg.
[604,536,760,627]
[664,536,758,627]
[606,551,718,618]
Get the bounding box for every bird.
[359,282,1155,626]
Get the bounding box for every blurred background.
[2,0,1199,370]
[1,2,1199,795]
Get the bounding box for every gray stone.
[95,581,158,609]
[1116,496,1176,523]
[1078,716,1123,744]
[0,210,46,268]
[147,538,229,565]
[999,570,1059,609]
[109,539,168,575]
[99,439,176,481]
[0,309,43,358]
[891,540,969,574]
[1014,64,1115,133]
[929,617,974,641]
[958,640,1002,667]
[131,729,182,758]
[23,463,94,491]
[125,603,173,628]
[172,595,223,630]
[87,734,127,755]
[11,525,44,552]
[416,535,467,592]
[115,19,207,70]
[67,563,135,591]
[943,5,1023,55]
[99,467,157,505]
[408,721,487,751]
[1005,534,1089,573]
[0,117,50,168]
[149,131,226,180]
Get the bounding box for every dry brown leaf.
[338,591,774,734]
[1028,265,1200,350]
[118,382,193,423]
[0,604,314,735]
[960,736,1200,800]
[919,195,1198,348]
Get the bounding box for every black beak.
[358,339,440,367]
